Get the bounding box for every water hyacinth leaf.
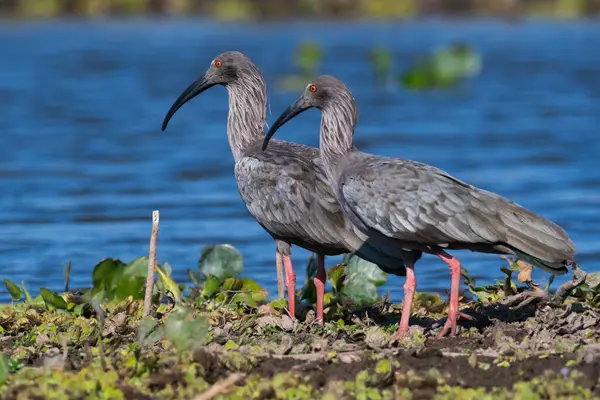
[339,279,379,306]
[201,276,222,299]
[137,319,160,347]
[401,42,482,89]
[114,276,146,301]
[3,279,21,301]
[92,258,126,290]
[198,244,243,281]
[123,257,151,278]
[156,264,181,303]
[187,269,203,287]
[40,288,68,310]
[164,308,209,352]
[0,353,9,386]
[343,254,388,287]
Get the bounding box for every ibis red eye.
[214,59,223,68]
[308,84,317,93]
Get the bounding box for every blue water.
[0,19,598,303]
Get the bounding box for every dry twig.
[143,210,160,318]
[193,373,245,400]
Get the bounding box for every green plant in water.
[3,279,21,302]
[193,244,268,311]
[369,46,393,88]
[276,41,324,92]
[401,42,482,90]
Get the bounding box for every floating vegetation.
[0,205,598,399]
[275,41,324,92]
[401,42,483,90]
[369,46,394,89]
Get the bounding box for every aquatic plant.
[275,41,324,92]
[401,42,482,90]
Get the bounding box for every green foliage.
[336,254,387,306]
[164,307,209,352]
[570,272,600,307]
[0,354,9,386]
[21,281,33,303]
[295,42,323,76]
[3,279,21,302]
[401,42,482,90]
[198,244,243,281]
[39,288,68,310]
[369,46,393,85]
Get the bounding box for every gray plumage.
[161,52,416,281]
[271,75,577,274]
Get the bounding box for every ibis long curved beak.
[162,74,217,131]
[262,96,312,151]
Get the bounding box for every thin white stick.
[143,210,160,317]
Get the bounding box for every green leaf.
[0,353,9,386]
[295,41,322,76]
[339,279,379,306]
[201,276,222,299]
[164,307,209,352]
[114,276,146,301]
[92,258,126,292]
[21,281,33,303]
[334,254,389,306]
[40,288,68,310]
[187,269,203,287]
[401,42,481,90]
[328,264,346,293]
[239,278,267,303]
[369,46,392,82]
[156,264,181,302]
[3,279,21,301]
[123,257,151,278]
[198,244,243,280]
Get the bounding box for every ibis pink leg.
[314,254,326,325]
[437,251,473,337]
[397,263,416,338]
[283,255,296,319]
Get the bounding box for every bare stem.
[143,210,160,318]
[275,251,285,299]
[193,373,245,400]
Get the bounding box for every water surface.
[0,19,598,302]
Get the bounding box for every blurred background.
[0,0,599,303]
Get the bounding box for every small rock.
[312,338,328,351]
[365,327,388,350]
[577,344,600,364]
[35,333,51,347]
[280,315,295,332]
[43,347,65,371]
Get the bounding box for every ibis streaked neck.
[226,73,267,161]
[319,100,358,171]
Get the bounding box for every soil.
[1,293,599,399]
